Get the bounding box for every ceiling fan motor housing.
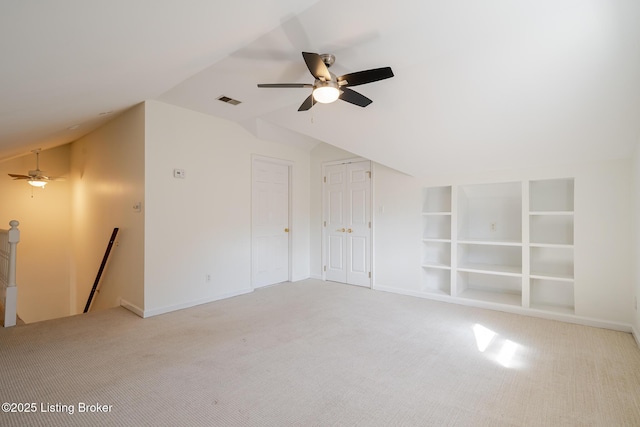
[320,53,335,68]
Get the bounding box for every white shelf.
[530,246,573,279]
[422,267,451,295]
[530,214,574,245]
[422,212,452,216]
[530,278,574,314]
[458,239,522,247]
[422,288,450,297]
[423,238,452,243]
[422,263,451,270]
[458,243,522,277]
[458,263,522,277]
[423,215,451,240]
[530,273,573,282]
[423,241,451,267]
[530,303,575,315]
[530,211,574,216]
[458,289,522,306]
[529,243,573,249]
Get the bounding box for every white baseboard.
[119,299,144,318]
[633,326,640,349]
[309,274,323,280]
[374,284,634,334]
[142,288,253,318]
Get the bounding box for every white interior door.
[252,158,290,288]
[323,160,371,287]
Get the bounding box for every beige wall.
[0,145,72,322]
[70,104,145,314]
[143,100,310,316]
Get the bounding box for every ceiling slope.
[2,1,640,178]
[0,0,320,160]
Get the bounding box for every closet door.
[323,161,371,287]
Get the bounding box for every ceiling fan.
[8,149,53,187]
[258,52,394,111]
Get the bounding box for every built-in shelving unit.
[421,186,452,295]
[456,182,523,304]
[420,178,575,316]
[529,178,574,314]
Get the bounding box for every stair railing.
[0,220,20,327]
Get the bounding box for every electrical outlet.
[206,274,211,283]
[490,222,497,232]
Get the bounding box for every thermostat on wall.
[173,168,185,179]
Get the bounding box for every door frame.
[321,157,373,288]
[251,154,293,289]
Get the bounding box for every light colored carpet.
[1,279,639,426]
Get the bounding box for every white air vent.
[217,95,241,106]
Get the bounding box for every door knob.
[347,228,353,233]
[284,228,289,233]
[336,228,346,232]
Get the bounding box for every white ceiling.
[2,0,639,177]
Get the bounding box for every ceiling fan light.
[313,81,340,104]
[28,180,47,188]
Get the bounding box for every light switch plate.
[173,168,185,178]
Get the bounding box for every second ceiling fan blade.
[298,94,317,111]
[339,88,372,107]
[338,67,394,87]
[302,52,331,81]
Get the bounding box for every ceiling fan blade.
[298,94,316,111]
[338,67,394,87]
[302,52,331,81]
[8,174,31,179]
[339,88,372,107]
[257,83,313,88]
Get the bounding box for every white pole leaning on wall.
[4,220,19,327]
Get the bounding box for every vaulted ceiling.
[2,1,639,177]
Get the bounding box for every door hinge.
[324,176,326,183]
[324,266,327,272]
[368,272,371,278]
[368,221,371,228]
[367,171,371,179]
[324,221,326,227]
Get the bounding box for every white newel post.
[4,220,19,327]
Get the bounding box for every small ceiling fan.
[8,149,53,187]
[258,52,394,111]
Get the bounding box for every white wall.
[372,158,634,326]
[70,104,145,314]
[0,145,71,322]
[632,143,640,339]
[143,100,310,315]
[372,163,422,290]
